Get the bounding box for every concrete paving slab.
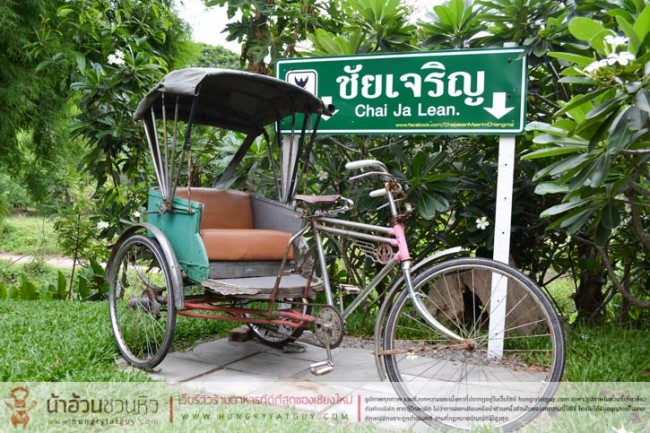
[294,347,380,382]
[149,336,552,432]
[171,338,269,366]
[181,372,277,396]
[225,350,312,379]
[151,356,221,382]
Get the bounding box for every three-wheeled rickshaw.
[106,67,564,432]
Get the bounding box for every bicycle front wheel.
[382,257,564,431]
[108,234,176,369]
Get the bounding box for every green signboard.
[276,48,527,135]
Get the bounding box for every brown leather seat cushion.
[201,229,294,261]
[175,188,254,229]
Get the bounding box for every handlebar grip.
[345,159,382,170]
[369,188,388,198]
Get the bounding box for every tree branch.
[574,234,650,309]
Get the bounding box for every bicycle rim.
[108,234,176,369]
[382,257,564,431]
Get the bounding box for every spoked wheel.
[108,234,176,369]
[382,258,565,431]
[245,298,310,348]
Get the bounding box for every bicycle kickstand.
[310,323,335,376]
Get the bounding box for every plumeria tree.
[524,7,650,322]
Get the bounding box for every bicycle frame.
[308,213,465,343]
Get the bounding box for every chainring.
[313,305,344,349]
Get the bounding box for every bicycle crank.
[310,306,344,376]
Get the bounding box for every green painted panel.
[147,190,209,283]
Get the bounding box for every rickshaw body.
[106,68,331,368]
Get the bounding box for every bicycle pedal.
[310,360,334,376]
[339,284,361,295]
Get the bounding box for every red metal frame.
[177,301,316,329]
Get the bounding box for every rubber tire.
[382,257,565,431]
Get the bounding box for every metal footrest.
[202,273,323,299]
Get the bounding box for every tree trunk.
[573,244,606,324]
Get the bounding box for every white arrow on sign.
[484,92,514,120]
[321,96,339,120]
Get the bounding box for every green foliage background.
[0,0,649,326]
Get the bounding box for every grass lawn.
[0,214,62,256]
[0,299,239,382]
[2,298,650,382]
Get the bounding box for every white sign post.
[488,135,516,358]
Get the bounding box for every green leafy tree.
[524,5,650,322]
[183,42,242,69]
[47,0,190,234]
[0,1,73,173]
[204,0,342,73]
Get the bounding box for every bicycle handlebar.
[369,188,388,198]
[345,159,388,173]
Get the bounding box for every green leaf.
[541,197,592,218]
[532,153,589,181]
[616,16,641,55]
[57,271,68,300]
[35,60,50,72]
[633,5,650,45]
[555,88,609,118]
[548,51,595,66]
[532,133,587,146]
[19,276,40,301]
[534,183,570,195]
[75,53,86,73]
[568,17,611,54]
[564,208,596,234]
[608,107,633,154]
[586,96,624,120]
[601,201,621,229]
[56,7,74,17]
[77,277,90,299]
[522,145,585,160]
[636,90,650,113]
[588,154,611,188]
[558,76,597,85]
[586,110,617,152]
[546,206,594,234]
[416,192,436,220]
[416,190,448,220]
[525,121,572,136]
[549,153,591,177]
[0,282,6,300]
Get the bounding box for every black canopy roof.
[133,68,328,135]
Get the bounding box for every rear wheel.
[108,234,176,369]
[382,258,565,431]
